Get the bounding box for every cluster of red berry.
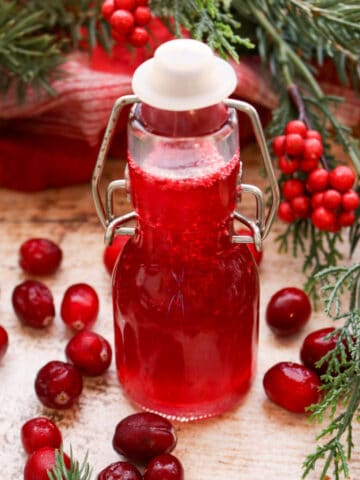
[101,0,151,48]
[273,120,359,232]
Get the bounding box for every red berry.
[134,6,151,25]
[0,325,9,360]
[278,201,295,223]
[98,461,142,480]
[23,447,70,480]
[103,235,129,274]
[136,0,148,4]
[110,9,135,34]
[303,138,323,161]
[263,362,321,413]
[311,207,337,231]
[65,330,112,376]
[278,155,299,175]
[35,361,83,409]
[322,189,342,210]
[266,287,311,336]
[21,417,62,455]
[282,179,304,200]
[285,120,307,138]
[300,327,338,375]
[272,136,286,157]
[19,238,62,275]
[12,280,55,329]
[290,195,311,219]
[311,192,324,209]
[111,29,126,43]
[101,0,116,20]
[306,130,322,142]
[329,165,356,192]
[236,229,263,265]
[113,412,177,464]
[306,168,329,193]
[284,133,304,156]
[115,0,136,9]
[298,157,318,173]
[61,283,99,332]
[144,454,184,480]
[338,210,356,227]
[341,190,360,211]
[128,26,149,47]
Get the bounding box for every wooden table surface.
[0,145,359,480]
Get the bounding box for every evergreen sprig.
[48,448,92,480]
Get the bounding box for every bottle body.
[112,104,259,420]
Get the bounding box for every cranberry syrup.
[112,104,259,420]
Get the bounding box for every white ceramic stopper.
[132,39,237,111]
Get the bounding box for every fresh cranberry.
[329,166,356,192]
[144,454,184,480]
[341,190,360,211]
[284,133,304,156]
[115,0,137,9]
[0,325,9,360]
[263,362,321,413]
[338,210,356,227]
[12,280,55,329]
[300,327,338,375]
[111,9,135,34]
[306,168,329,193]
[311,206,336,231]
[236,229,263,265]
[23,447,70,480]
[298,157,318,173]
[113,412,177,464]
[266,287,311,336]
[305,130,322,141]
[136,0,148,5]
[128,26,149,47]
[322,189,342,210]
[278,155,299,175]
[290,195,311,218]
[65,331,112,376]
[303,138,323,160]
[19,238,62,276]
[101,0,115,20]
[282,179,304,200]
[278,201,295,223]
[21,417,62,455]
[61,283,99,332]
[103,235,129,274]
[284,120,307,138]
[134,6,151,25]
[97,461,142,480]
[311,192,324,209]
[35,361,83,409]
[272,135,286,157]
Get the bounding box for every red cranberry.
[284,133,304,156]
[329,165,356,192]
[284,120,307,138]
[134,6,151,25]
[338,210,356,227]
[300,327,338,375]
[322,189,342,210]
[144,454,184,480]
[35,361,83,409]
[21,417,62,455]
[266,287,311,336]
[128,26,149,47]
[23,447,70,480]
[101,0,115,20]
[97,461,142,480]
[311,206,336,231]
[311,192,324,209]
[272,135,286,157]
[0,325,8,360]
[282,179,304,200]
[65,331,112,376]
[263,362,321,413]
[19,238,62,276]
[113,412,177,464]
[278,155,299,175]
[115,0,137,9]
[303,138,323,160]
[278,201,295,223]
[306,168,329,193]
[103,235,129,274]
[298,157,318,173]
[111,9,135,34]
[136,0,149,5]
[290,195,311,218]
[236,229,263,265]
[341,190,360,211]
[306,130,322,141]
[12,280,55,329]
[61,283,99,332]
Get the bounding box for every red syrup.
[112,105,259,420]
